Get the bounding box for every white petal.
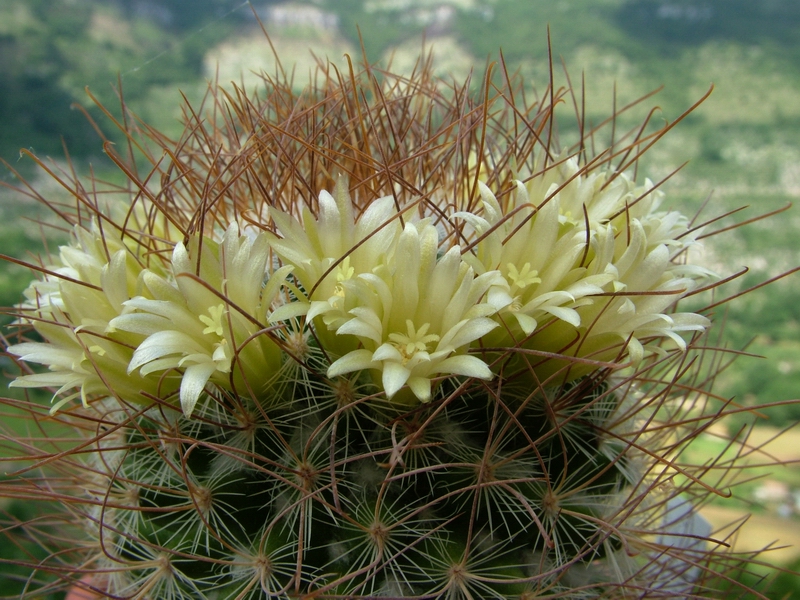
[110,313,174,336]
[382,361,411,398]
[407,376,432,402]
[268,301,310,323]
[332,178,356,246]
[128,331,202,373]
[143,271,185,304]
[327,349,377,378]
[661,330,688,351]
[525,182,560,269]
[122,298,197,334]
[6,342,75,366]
[357,273,393,316]
[435,255,470,331]
[439,317,497,351]
[172,241,191,274]
[318,190,343,254]
[514,312,538,335]
[451,211,490,233]
[102,250,130,311]
[346,307,384,339]
[478,180,502,224]
[356,196,396,238]
[392,224,420,317]
[487,286,513,312]
[306,299,335,322]
[626,337,644,366]
[542,305,581,327]
[436,354,493,380]
[372,343,403,363]
[10,372,84,389]
[614,220,646,278]
[519,290,573,314]
[180,362,217,417]
[337,318,381,344]
[670,312,711,330]
[565,277,610,299]
[626,244,671,291]
[261,264,295,308]
[138,356,182,376]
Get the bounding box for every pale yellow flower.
[268,182,503,402]
[558,215,710,370]
[325,219,501,403]
[456,180,614,338]
[456,158,712,377]
[266,178,401,337]
[111,223,288,417]
[7,223,170,411]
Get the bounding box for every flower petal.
[382,361,411,398]
[180,362,218,417]
[371,343,403,363]
[407,376,432,402]
[436,354,493,380]
[327,349,377,379]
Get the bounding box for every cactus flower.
[326,219,502,402]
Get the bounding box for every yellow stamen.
[388,320,440,363]
[333,257,355,297]
[506,262,541,290]
[199,304,226,337]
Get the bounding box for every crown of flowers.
[8,155,712,416]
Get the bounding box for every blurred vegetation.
[0,498,62,599]
[0,0,245,168]
[704,556,800,598]
[616,0,800,56]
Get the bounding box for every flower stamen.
[506,262,541,291]
[199,304,226,337]
[388,320,440,364]
[333,256,355,298]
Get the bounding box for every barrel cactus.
[0,50,784,598]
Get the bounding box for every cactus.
[1,49,791,598]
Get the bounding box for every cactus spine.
[1,51,771,598]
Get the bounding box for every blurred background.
[2,0,800,596]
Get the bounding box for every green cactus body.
[82,370,634,599]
